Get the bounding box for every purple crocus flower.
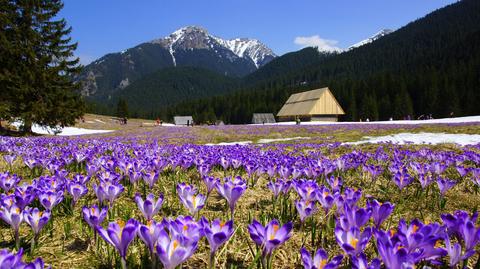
[202,176,218,195]
[267,179,291,198]
[67,181,88,205]
[300,247,343,269]
[97,218,138,267]
[177,183,206,215]
[334,226,372,256]
[0,172,21,192]
[38,190,63,211]
[444,235,474,267]
[316,186,336,212]
[393,170,413,190]
[215,177,247,219]
[351,253,381,269]
[375,229,415,269]
[82,205,108,229]
[166,215,204,241]
[367,199,394,228]
[156,230,198,269]
[436,177,456,196]
[294,179,319,202]
[248,219,293,255]
[94,181,124,206]
[0,204,24,248]
[338,204,372,230]
[143,170,159,188]
[295,199,318,223]
[0,248,23,267]
[135,193,164,220]
[3,154,16,165]
[326,175,343,192]
[201,217,234,254]
[14,185,35,210]
[138,220,164,255]
[23,207,51,236]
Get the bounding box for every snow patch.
[10,122,113,136]
[346,132,480,146]
[205,141,252,146]
[257,137,310,143]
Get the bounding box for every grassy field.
[0,118,479,268]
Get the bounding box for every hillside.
[161,0,480,123]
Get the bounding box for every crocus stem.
[121,257,127,269]
[151,252,156,269]
[209,252,215,269]
[30,234,37,255]
[15,229,20,250]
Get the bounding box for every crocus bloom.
[67,181,88,205]
[317,186,336,212]
[393,171,413,190]
[215,177,247,218]
[0,172,21,192]
[177,184,206,215]
[97,219,138,259]
[436,177,456,196]
[338,204,371,230]
[38,190,64,211]
[444,235,474,267]
[300,247,343,269]
[295,199,318,223]
[375,229,415,269]
[94,181,124,206]
[248,219,293,255]
[294,179,319,202]
[334,226,372,256]
[202,176,218,195]
[367,199,394,228]
[138,220,164,255]
[156,230,198,269]
[135,193,164,220]
[23,207,51,235]
[201,217,234,254]
[350,253,381,269]
[0,248,23,268]
[0,204,24,233]
[82,205,108,228]
[143,170,159,188]
[166,215,203,242]
[267,179,291,198]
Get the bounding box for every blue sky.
[60,0,457,64]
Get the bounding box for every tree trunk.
[22,118,32,134]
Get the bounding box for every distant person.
[187,120,190,126]
[449,112,454,118]
[123,117,127,125]
[295,116,301,125]
[156,118,160,126]
[160,120,163,126]
[389,117,393,121]
[366,118,370,122]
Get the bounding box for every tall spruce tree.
[0,0,84,133]
[116,98,129,118]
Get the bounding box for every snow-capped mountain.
[348,29,393,50]
[151,26,275,68]
[76,26,276,97]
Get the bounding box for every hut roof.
[277,87,345,117]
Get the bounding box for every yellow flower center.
[412,224,419,233]
[317,260,327,269]
[350,238,359,249]
[269,224,279,240]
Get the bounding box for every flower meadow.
[0,134,480,268]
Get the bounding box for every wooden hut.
[174,116,194,126]
[276,87,345,122]
[252,113,276,124]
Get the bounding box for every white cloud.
[294,35,343,52]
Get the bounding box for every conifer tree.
[0,0,84,133]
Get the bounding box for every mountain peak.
[151,26,276,68]
[348,29,393,49]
